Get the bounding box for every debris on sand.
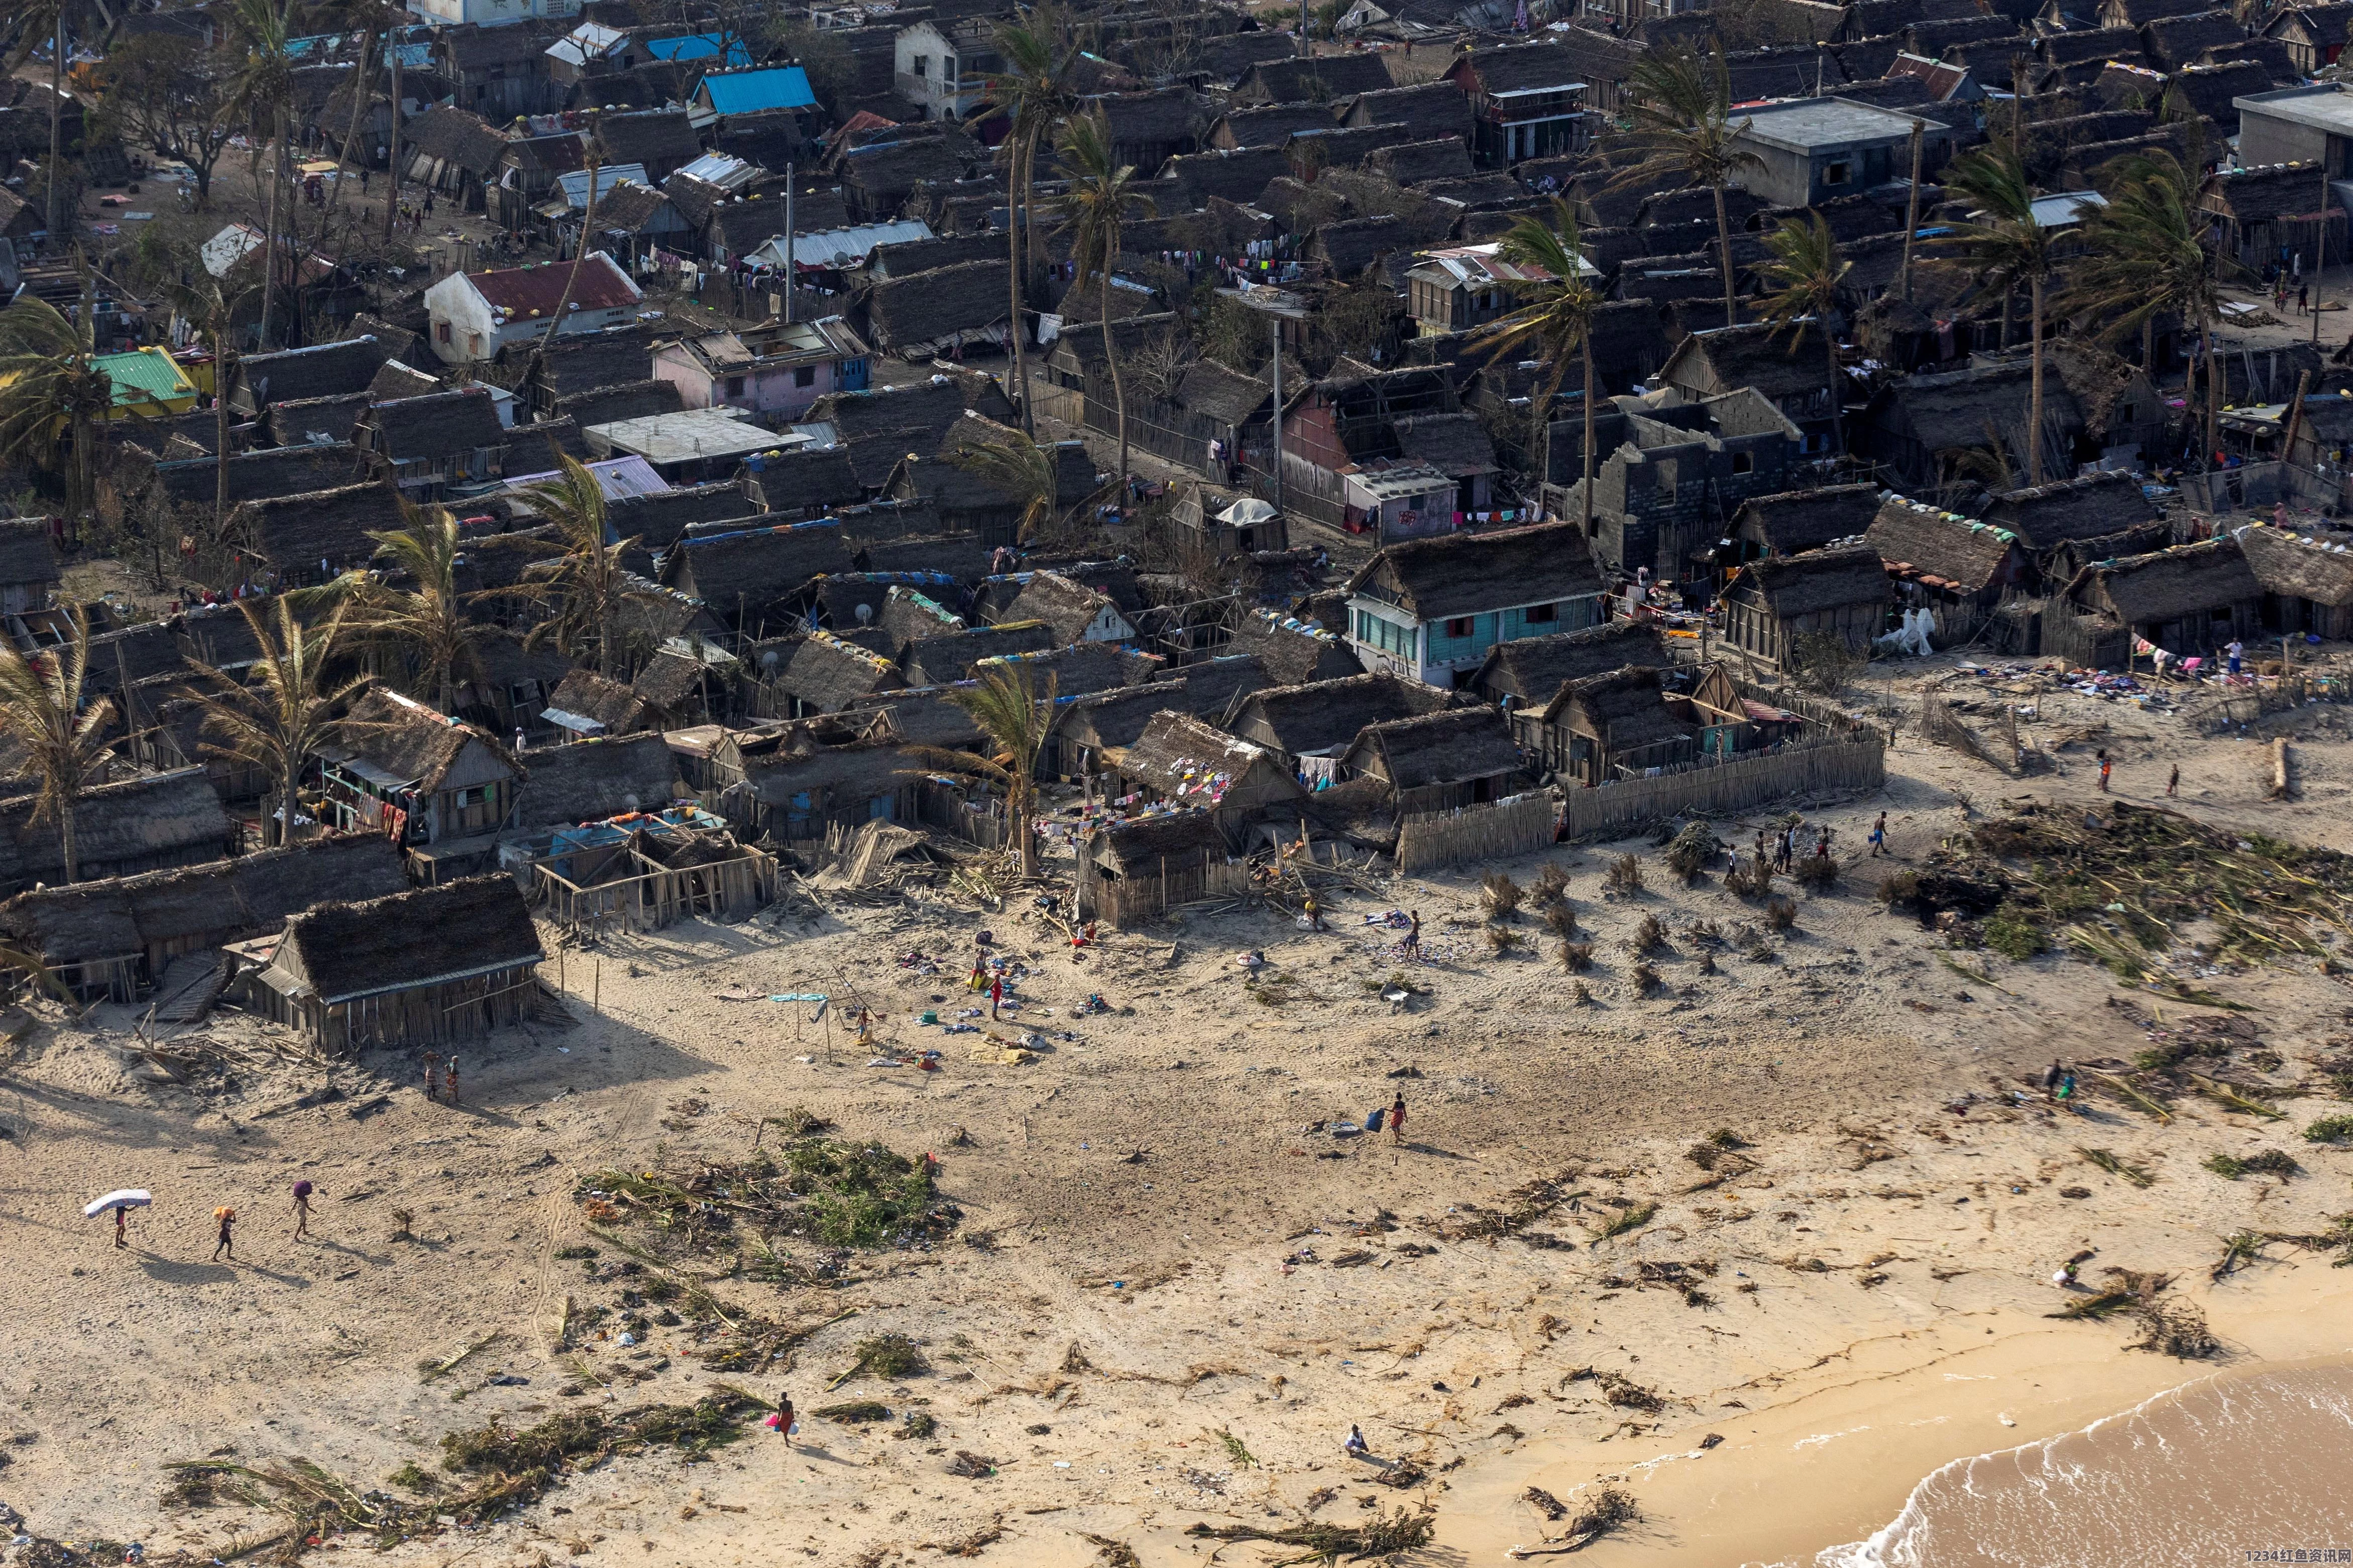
[579,1135,959,1258]
[1903,802,2353,996]
[1184,1506,1435,1563]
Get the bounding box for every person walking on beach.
[443,1056,460,1106]
[1868,812,1888,858]
[988,975,1003,1020]
[777,1390,795,1446]
[114,1202,131,1249]
[422,1051,439,1103]
[1814,826,1832,860]
[1389,1094,1408,1146]
[2096,749,2112,792]
[212,1205,236,1262]
[2044,1059,2064,1102]
[2167,763,2180,796]
[1402,910,1421,959]
[291,1179,318,1242]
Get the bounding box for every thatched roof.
[662,521,858,615]
[1735,545,1894,616]
[1866,497,2025,593]
[0,519,59,589]
[1391,413,1498,478]
[979,641,1152,698]
[1732,484,1883,554]
[1158,145,1292,206]
[2067,535,2261,621]
[1228,672,1452,758]
[272,876,543,1005]
[264,394,373,448]
[235,337,392,406]
[331,687,519,795]
[0,768,229,893]
[1344,84,1474,141]
[0,832,407,967]
[1346,522,1606,622]
[1088,807,1228,871]
[1179,652,1271,718]
[522,325,653,399]
[364,388,507,463]
[2239,524,2353,607]
[546,668,652,735]
[153,444,361,511]
[1114,709,1289,799]
[1539,664,1695,753]
[1341,705,1523,791]
[231,481,408,573]
[514,733,681,826]
[1874,358,2085,456]
[1471,622,1673,704]
[403,105,508,175]
[1980,468,2160,549]
[1224,610,1362,684]
[779,632,905,711]
[997,572,1124,644]
[1668,322,1839,403]
[901,622,1058,685]
[555,379,684,431]
[864,259,1012,355]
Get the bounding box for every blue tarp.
[648,33,753,65]
[697,65,819,115]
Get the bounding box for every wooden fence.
[1395,792,1559,873]
[1556,734,1886,842]
[1922,689,2022,775]
[533,846,778,935]
[1075,847,1251,926]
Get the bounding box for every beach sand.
[5,668,2353,1564]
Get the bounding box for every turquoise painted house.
[1342,520,1610,689]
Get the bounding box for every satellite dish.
[855,602,874,625]
[621,793,640,811]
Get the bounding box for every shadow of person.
[137,1256,238,1286]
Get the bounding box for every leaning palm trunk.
[1824,324,1845,457]
[1713,179,1738,326]
[259,112,284,347]
[2026,274,2045,487]
[1006,128,1030,434]
[1580,338,1596,531]
[1102,266,1128,497]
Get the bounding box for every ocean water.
[1816,1364,2353,1567]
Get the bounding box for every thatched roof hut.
[1225,672,1455,763]
[514,733,682,827]
[1101,710,1302,814]
[545,668,654,737]
[0,768,232,893]
[1470,622,1673,708]
[1336,706,1525,811]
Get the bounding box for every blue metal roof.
[648,33,752,65]
[696,65,819,115]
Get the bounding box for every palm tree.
[1755,212,1854,458]
[983,11,1077,436]
[1612,44,1765,330]
[514,454,645,676]
[1050,110,1156,492]
[909,663,1058,878]
[945,429,1070,545]
[0,278,112,540]
[1474,198,1605,530]
[183,596,366,849]
[0,605,113,882]
[221,0,298,349]
[7,0,78,246]
[352,500,483,713]
[158,272,257,545]
[2063,149,2237,470]
[1937,143,2065,488]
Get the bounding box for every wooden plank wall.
[1555,735,1886,842]
[1394,792,1558,873]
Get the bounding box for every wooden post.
[593,955,601,1013]
[1899,120,1924,306]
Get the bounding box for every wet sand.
[1432,1264,2353,1567]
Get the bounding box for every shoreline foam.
[1430,1263,2353,1567]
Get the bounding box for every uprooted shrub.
[1792,854,1839,892]
[1664,822,1724,885]
[1604,854,1643,894]
[1482,872,1524,922]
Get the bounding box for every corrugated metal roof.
[547,21,628,67]
[94,348,196,409]
[646,33,751,64]
[554,163,650,209]
[504,454,671,501]
[747,218,935,270]
[675,151,759,188]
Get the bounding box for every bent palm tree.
[182,595,366,849]
[1755,212,1854,457]
[1051,110,1156,492]
[0,279,112,542]
[0,605,113,883]
[1937,144,2065,488]
[983,10,1077,435]
[2063,149,2236,469]
[514,454,645,676]
[354,500,483,713]
[946,429,1064,545]
[1613,44,1764,330]
[909,663,1058,878]
[221,0,298,349]
[1475,198,1604,530]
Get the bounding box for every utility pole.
[2315,158,2329,354]
[1270,317,1284,513]
[783,162,796,324]
[384,38,403,244]
[1899,119,1924,305]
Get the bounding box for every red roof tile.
[466,253,640,317]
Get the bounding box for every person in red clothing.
[2097,750,2112,792]
[989,975,1004,1020]
[1389,1094,1407,1146]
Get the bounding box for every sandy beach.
[6,663,2353,1566]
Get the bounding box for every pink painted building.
[648,316,872,421]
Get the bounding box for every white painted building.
[404,0,579,28]
[423,252,643,365]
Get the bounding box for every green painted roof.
[93,348,196,409]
